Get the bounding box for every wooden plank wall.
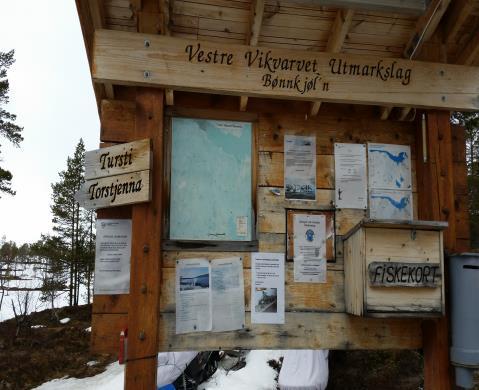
[92,90,428,354]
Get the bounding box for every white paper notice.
[369,189,413,220]
[211,257,245,332]
[368,143,412,190]
[293,214,327,283]
[285,135,316,201]
[251,253,285,324]
[334,143,367,209]
[94,219,132,295]
[176,259,212,334]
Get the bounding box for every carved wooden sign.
[368,261,442,288]
[92,29,479,111]
[76,139,152,209]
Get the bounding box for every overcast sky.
[0,1,100,244]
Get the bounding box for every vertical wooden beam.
[455,28,479,65]
[444,0,474,44]
[240,0,264,110]
[416,110,456,390]
[403,0,451,59]
[326,8,354,53]
[382,0,450,120]
[124,88,164,390]
[310,8,353,116]
[160,0,175,105]
[88,0,115,99]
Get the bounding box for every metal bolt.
[440,70,445,76]
[140,284,147,294]
[139,331,146,340]
[144,70,151,79]
[442,96,446,101]
[144,39,150,48]
[143,244,149,253]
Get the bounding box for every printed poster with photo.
[284,135,316,201]
[251,252,285,324]
[176,259,212,334]
[175,257,246,334]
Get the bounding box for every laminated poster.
[293,213,327,283]
[368,143,412,191]
[94,219,132,295]
[369,189,413,220]
[251,252,285,324]
[284,135,316,200]
[176,258,245,334]
[211,257,245,332]
[334,143,367,209]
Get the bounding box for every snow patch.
[59,317,70,324]
[31,325,46,329]
[33,361,124,390]
[84,326,92,332]
[199,350,282,390]
[86,361,98,367]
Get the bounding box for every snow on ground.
[34,351,283,390]
[59,317,70,324]
[34,361,124,390]
[199,350,283,390]
[0,262,88,322]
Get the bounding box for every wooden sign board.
[93,29,479,111]
[85,139,151,180]
[368,261,442,288]
[76,170,150,210]
[76,139,152,209]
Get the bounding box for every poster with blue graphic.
[368,143,411,190]
[369,189,413,220]
[293,213,326,283]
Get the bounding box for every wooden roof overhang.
[76,0,479,116]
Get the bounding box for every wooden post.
[124,88,164,389]
[416,110,456,390]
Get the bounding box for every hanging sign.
[75,139,152,209]
[93,30,479,111]
[368,261,442,288]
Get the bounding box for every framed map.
[169,117,253,241]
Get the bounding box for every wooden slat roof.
[78,0,479,110]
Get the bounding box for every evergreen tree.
[30,235,68,317]
[0,50,23,196]
[50,139,94,306]
[452,112,479,248]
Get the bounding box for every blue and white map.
[170,118,252,241]
[369,189,413,220]
[368,143,411,190]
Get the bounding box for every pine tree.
[0,50,23,197]
[50,139,94,306]
[30,235,68,317]
[452,112,479,248]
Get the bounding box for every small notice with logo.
[293,213,327,283]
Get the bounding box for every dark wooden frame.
[162,107,259,251]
